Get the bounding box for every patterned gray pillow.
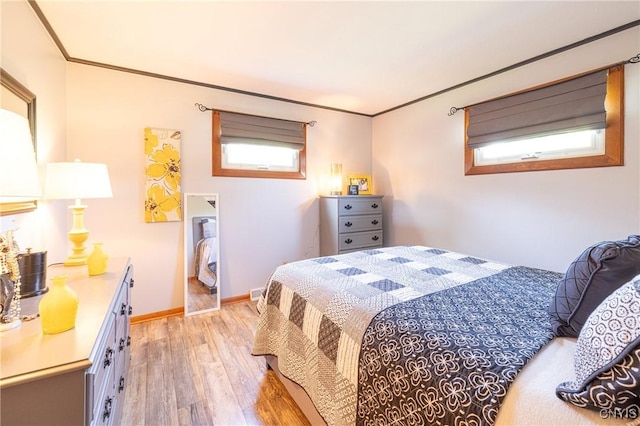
[556,275,640,418]
[549,235,640,337]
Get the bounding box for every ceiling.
[34,1,640,116]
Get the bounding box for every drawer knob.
[344,204,352,210]
[104,347,114,368]
[371,220,379,225]
[345,221,353,227]
[371,203,379,209]
[345,238,353,244]
[102,397,113,421]
[372,236,379,241]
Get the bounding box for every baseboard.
[130,294,252,324]
[221,294,250,305]
[131,307,183,324]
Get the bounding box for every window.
[222,143,299,172]
[465,66,624,175]
[474,129,605,166]
[212,110,307,179]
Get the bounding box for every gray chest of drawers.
[0,258,133,426]
[320,195,383,255]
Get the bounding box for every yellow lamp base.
[65,204,89,266]
[63,254,88,266]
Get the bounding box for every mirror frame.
[184,193,220,316]
[0,68,38,216]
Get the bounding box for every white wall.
[373,28,640,272]
[65,64,372,315]
[0,1,68,262]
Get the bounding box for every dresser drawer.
[87,312,116,425]
[338,230,383,251]
[338,214,382,233]
[337,197,382,215]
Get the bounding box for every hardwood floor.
[121,301,311,426]
[187,277,219,312]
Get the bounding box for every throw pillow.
[549,234,640,337]
[202,220,216,239]
[556,276,640,418]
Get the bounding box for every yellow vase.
[39,275,79,334]
[88,242,108,276]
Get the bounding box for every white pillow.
[556,275,640,416]
[202,219,216,239]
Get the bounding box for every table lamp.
[0,108,42,331]
[44,160,113,266]
[330,162,343,195]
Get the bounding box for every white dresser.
[0,257,133,426]
[320,195,383,255]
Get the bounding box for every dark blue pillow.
[549,235,640,337]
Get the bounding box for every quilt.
[357,266,560,425]
[252,246,561,426]
[195,237,217,289]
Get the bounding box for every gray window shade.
[219,111,305,150]
[467,69,608,149]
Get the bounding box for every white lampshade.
[0,109,42,201]
[44,160,113,200]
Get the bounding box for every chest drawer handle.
[118,376,126,393]
[102,397,113,421]
[120,302,127,316]
[344,238,353,244]
[345,221,353,227]
[371,203,379,209]
[119,337,126,352]
[129,278,135,288]
[371,220,379,225]
[127,335,132,347]
[372,236,379,241]
[129,306,133,315]
[104,347,114,368]
[344,204,352,210]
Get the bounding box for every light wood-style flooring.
[121,301,311,426]
[187,277,219,313]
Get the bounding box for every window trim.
[464,65,624,175]
[212,110,307,179]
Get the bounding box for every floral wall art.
[144,127,182,222]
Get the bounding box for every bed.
[192,216,218,292]
[252,244,640,426]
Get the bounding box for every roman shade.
[466,69,608,149]
[219,110,305,150]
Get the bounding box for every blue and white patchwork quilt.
[252,246,561,426]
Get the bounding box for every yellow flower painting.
[144,128,182,222]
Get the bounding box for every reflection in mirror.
[184,193,220,315]
[0,68,37,215]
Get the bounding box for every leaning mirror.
[184,193,220,315]
[0,68,37,215]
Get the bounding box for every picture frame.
[348,185,359,195]
[347,174,372,195]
